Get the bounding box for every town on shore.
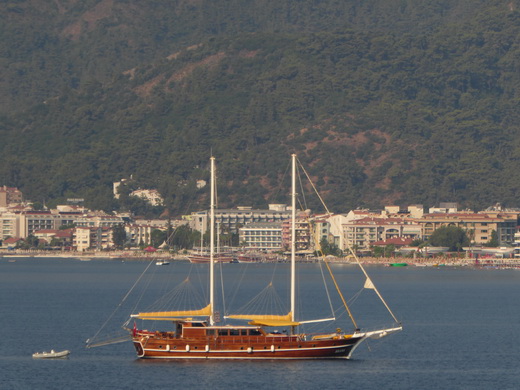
[2,185,520,268]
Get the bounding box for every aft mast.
[210,156,215,326]
[290,154,296,324]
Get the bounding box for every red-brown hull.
[132,333,364,359]
[188,255,234,264]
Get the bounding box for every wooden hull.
[188,255,234,264]
[132,333,364,360]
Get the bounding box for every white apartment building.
[130,189,164,206]
[189,205,292,234]
[19,211,64,237]
[0,212,20,241]
[75,215,124,228]
[239,222,283,251]
[125,224,155,246]
[343,217,422,250]
[74,227,113,251]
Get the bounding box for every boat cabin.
[178,320,265,338]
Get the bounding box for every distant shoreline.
[1,250,519,268]
[0,250,187,261]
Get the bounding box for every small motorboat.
[32,349,70,359]
[155,260,170,266]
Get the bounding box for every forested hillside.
[1,0,520,216]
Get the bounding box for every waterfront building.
[0,212,20,241]
[238,222,283,251]
[419,212,517,245]
[428,202,459,214]
[312,217,332,245]
[125,224,155,246]
[1,237,22,249]
[189,205,292,234]
[33,228,74,247]
[281,216,312,252]
[73,226,113,251]
[75,214,125,228]
[343,217,422,251]
[19,211,63,237]
[384,205,424,219]
[371,237,414,251]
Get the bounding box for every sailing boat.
[188,213,234,264]
[126,155,401,359]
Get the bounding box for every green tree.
[318,238,342,256]
[166,218,174,247]
[17,235,39,249]
[372,244,395,258]
[50,237,62,247]
[485,230,499,247]
[112,224,127,248]
[150,229,166,248]
[171,225,200,250]
[429,226,469,251]
[411,239,425,247]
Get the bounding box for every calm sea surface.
[1,257,519,390]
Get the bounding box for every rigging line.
[347,244,401,324]
[310,187,400,325]
[299,159,360,327]
[156,258,176,302]
[318,259,336,319]
[129,259,160,315]
[296,162,308,211]
[323,255,359,329]
[193,262,209,304]
[298,157,400,325]
[270,259,279,284]
[312,232,341,322]
[271,159,291,204]
[225,262,248,315]
[234,281,286,315]
[347,288,364,306]
[219,260,226,318]
[314,232,358,329]
[297,156,332,215]
[90,259,155,344]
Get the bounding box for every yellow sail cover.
[227,312,300,327]
[132,304,211,321]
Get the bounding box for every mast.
[291,154,296,323]
[209,156,215,325]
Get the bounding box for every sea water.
[1,258,519,390]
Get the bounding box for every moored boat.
[32,349,70,359]
[124,156,402,360]
[187,253,234,263]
